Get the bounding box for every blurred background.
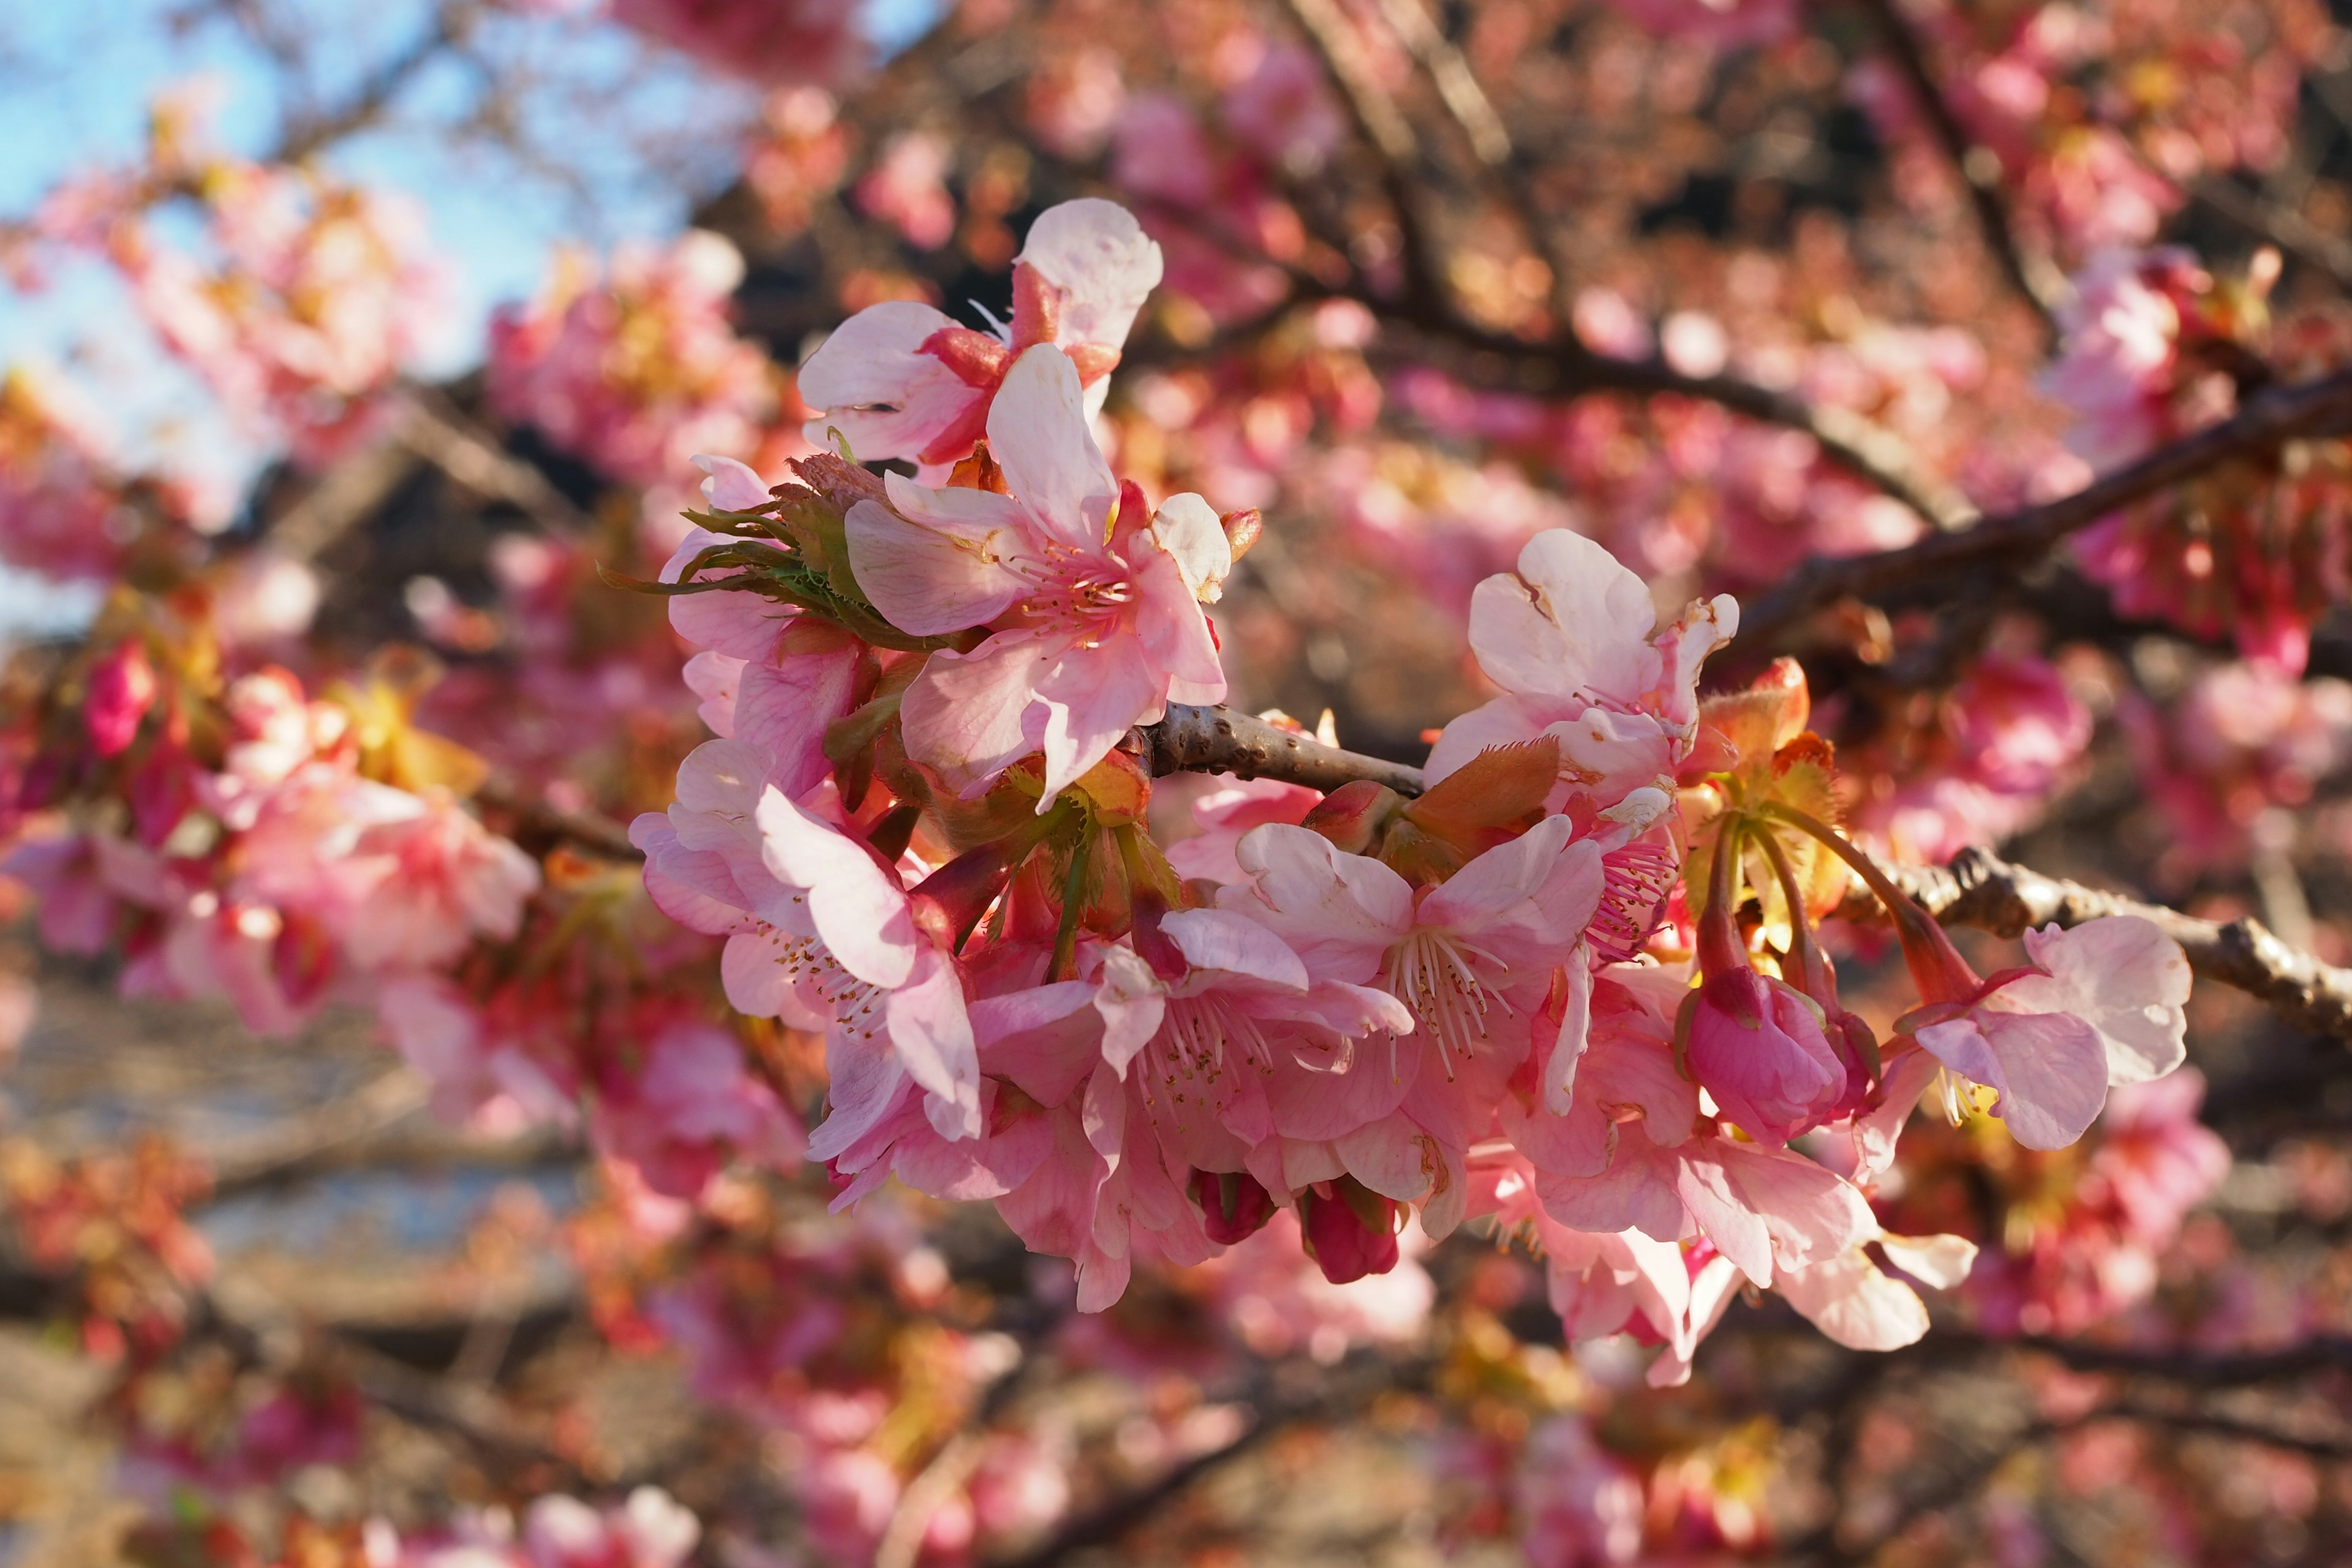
[9,0,2352,1564]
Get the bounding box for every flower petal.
[1918,1009,2110,1150]
[987,345,1116,551]
[1469,530,1662,704]
[846,492,1023,635]
[753,786,917,989]
[2005,916,2190,1086]
[1016,198,1164,348]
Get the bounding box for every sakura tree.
[2,0,2352,1561]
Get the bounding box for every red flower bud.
[1300,1179,1400,1284]
[1189,1168,1276,1244]
[86,643,157,759]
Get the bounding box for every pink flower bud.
[85,643,157,758]
[1302,1180,1400,1284]
[1189,1168,1276,1244]
[1684,967,1847,1145]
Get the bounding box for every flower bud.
[1684,967,1847,1145]
[1219,507,1264,562]
[1301,779,1403,855]
[1189,1168,1277,1244]
[1300,1177,1400,1284]
[86,643,157,759]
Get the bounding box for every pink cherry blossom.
[85,643,158,758]
[854,344,1227,802]
[0,365,138,580]
[798,200,1163,467]
[1905,916,2191,1150]
[1426,529,1738,815]
[1683,966,1849,1146]
[633,739,981,1140]
[489,232,773,489]
[609,0,864,88]
[589,1019,805,1197]
[119,164,444,467]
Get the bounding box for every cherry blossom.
[798,200,1162,468]
[854,344,1226,801]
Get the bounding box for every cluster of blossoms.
[625,198,2201,1376]
[0,366,157,581]
[1849,0,2326,262]
[2035,245,2352,673]
[5,0,2348,1557]
[488,231,784,494]
[609,0,865,89]
[2122,655,2352,883]
[30,95,442,467]
[8,645,537,1038]
[129,1486,701,1568]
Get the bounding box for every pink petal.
[1223,824,1411,981]
[1146,491,1230,601]
[681,650,744,737]
[692,453,770,511]
[1422,695,1542,786]
[1776,1249,1929,1351]
[1268,1042,1416,1139]
[1161,907,1311,990]
[890,945,981,1140]
[900,631,1057,797]
[1128,543,1227,699]
[734,639,863,798]
[845,494,1022,636]
[1716,1140,1877,1275]
[796,300,981,463]
[1469,530,1663,704]
[987,345,1116,552]
[753,786,917,989]
[974,979,1106,1105]
[1917,1009,2110,1150]
[1031,632,1165,801]
[1418,814,1603,965]
[2007,916,2190,1085]
[1534,1142,1689,1246]
[1092,946,1169,1077]
[807,1031,914,1164]
[1015,198,1164,348]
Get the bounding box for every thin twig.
[1727,364,2352,659]
[394,389,596,537]
[1142,704,1427,796]
[1371,0,1512,166]
[1850,0,2066,333]
[1835,842,2352,1042]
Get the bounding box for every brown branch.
[1834,842,2352,1042]
[1366,313,1980,531]
[1850,0,2065,334]
[394,389,597,537]
[985,1352,1427,1568]
[1370,0,1512,167]
[271,1,479,165]
[1920,1327,2352,1385]
[475,773,644,861]
[1727,364,2352,660]
[1144,705,1427,797]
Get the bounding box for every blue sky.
[0,0,932,636]
[0,0,941,365]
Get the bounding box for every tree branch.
[1143,705,1427,797]
[1727,364,2352,661]
[1835,842,2352,1042]
[1366,312,1980,531]
[1850,0,2066,334]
